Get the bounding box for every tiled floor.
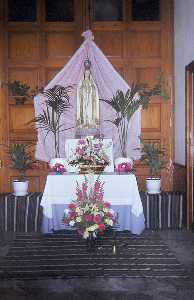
[0,229,194,300]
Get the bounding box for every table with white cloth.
[41,173,145,235]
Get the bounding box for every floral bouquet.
[68,137,110,168]
[52,163,66,175]
[116,162,133,173]
[64,177,116,239]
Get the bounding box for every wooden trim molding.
[186,61,194,227]
[173,163,186,193]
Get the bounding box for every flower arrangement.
[68,137,110,167]
[64,177,116,239]
[52,163,66,175]
[116,162,133,173]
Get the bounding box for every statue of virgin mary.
[76,58,100,131]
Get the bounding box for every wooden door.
[89,0,174,191]
[0,0,174,192]
[186,61,194,227]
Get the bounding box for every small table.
[41,173,145,235]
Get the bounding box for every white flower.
[69,220,75,226]
[76,216,82,223]
[64,208,69,215]
[87,224,98,232]
[75,207,80,213]
[104,219,113,226]
[83,230,89,239]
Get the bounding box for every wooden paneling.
[94,30,123,58]
[9,104,35,133]
[136,67,161,86]
[8,32,40,60]
[45,67,62,84]
[126,31,161,58]
[8,67,39,91]
[0,0,174,193]
[141,103,161,131]
[45,31,76,58]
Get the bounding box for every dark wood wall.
[0,0,174,192]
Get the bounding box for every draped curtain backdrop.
[33,30,141,162]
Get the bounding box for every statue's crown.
[84,58,91,70]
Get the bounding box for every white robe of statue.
[76,59,99,129]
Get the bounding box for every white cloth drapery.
[33,30,141,162]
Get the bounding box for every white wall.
[174,0,194,165]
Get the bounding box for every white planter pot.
[49,158,67,169]
[114,157,133,169]
[146,178,161,194]
[12,180,29,196]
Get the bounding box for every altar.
[41,173,145,235]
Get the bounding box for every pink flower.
[104,201,111,208]
[117,162,132,173]
[94,143,101,149]
[84,214,93,222]
[98,223,105,232]
[78,149,84,156]
[78,139,85,145]
[93,214,102,223]
[82,182,88,193]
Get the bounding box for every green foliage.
[101,74,169,157]
[33,84,72,157]
[140,137,166,177]
[7,80,30,97]
[9,143,35,180]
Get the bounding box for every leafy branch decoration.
[33,85,73,158]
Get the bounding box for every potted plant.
[7,80,31,105]
[101,74,169,167]
[9,143,36,196]
[139,138,166,194]
[33,84,73,167]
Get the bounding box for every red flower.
[69,211,76,219]
[98,223,105,232]
[93,214,102,223]
[107,211,113,218]
[84,214,93,222]
[64,218,69,224]
[68,203,76,210]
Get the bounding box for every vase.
[12,179,29,196]
[86,231,96,252]
[146,178,161,194]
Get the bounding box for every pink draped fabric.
[33,30,141,162]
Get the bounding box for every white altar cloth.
[41,173,145,235]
